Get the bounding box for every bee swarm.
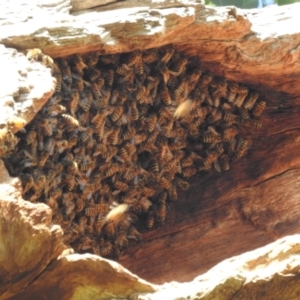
[3,45,266,258]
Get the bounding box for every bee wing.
[214,159,221,173]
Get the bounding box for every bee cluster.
[3,45,266,258]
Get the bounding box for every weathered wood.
[1,0,300,294]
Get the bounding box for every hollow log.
[1,0,300,298]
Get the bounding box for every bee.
[252,100,266,117]
[84,52,100,68]
[7,117,26,133]
[79,92,93,112]
[161,44,175,64]
[61,114,79,129]
[79,128,93,143]
[146,114,157,133]
[39,119,53,136]
[160,84,172,106]
[241,118,263,129]
[223,111,239,124]
[100,54,120,64]
[174,79,189,100]
[243,92,259,110]
[219,154,230,171]
[234,87,249,107]
[85,206,98,217]
[103,163,119,178]
[222,102,234,111]
[25,131,37,145]
[227,82,239,103]
[99,241,113,256]
[132,133,147,145]
[33,174,47,195]
[110,106,123,123]
[41,54,54,68]
[105,69,115,87]
[68,90,80,116]
[169,57,188,76]
[43,104,66,116]
[116,63,132,75]
[141,186,155,197]
[127,226,142,241]
[113,179,129,192]
[182,167,197,178]
[38,150,50,167]
[26,48,42,61]
[142,48,158,63]
[146,206,156,229]
[202,133,222,143]
[86,68,101,82]
[156,201,167,224]
[74,77,84,94]
[59,58,72,84]
[20,173,34,195]
[53,70,62,93]
[222,126,239,142]
[173,99,193,119]
[107,126,121,145]
[159,175,172,189]
[115,231,129,248]
[73,54,87,71]
[174,178,190,190]
[75,198,85,212]
[159,63,170,84]
[199,74,212,88]
[235,138,249,159]
[149,159,160,177]
[135,86,149,104]
[238,107,250,120]
[126,50,142,67]
[129,102,139,121]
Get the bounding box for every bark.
[1,0,300,294]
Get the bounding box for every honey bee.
[156,201,167,224]
[241,118,262,129]
[217,154,229,171]
[126,50,142,67]
[115,231,129,248]
[26,48,42,61]
[20,173,34,195]
[7,117,26,133]
[234,87,249,107]
[113,179,129,192]
[174,99,193,119]
[169,57,188,76]
[132,133,147,145]
[53,70,62,93]
[100,54,120,65]
[68,90,80,116]
[199,74,212,88]
[243,92,259,110]
[182,166,197,178]
[75,198,85,212]
[116,63,132,75]
[223,111,239,124]
[85,206,98,217]
[252,100,266,117]
[73,54,87,71]
[238,107,250,120]
[142,48,158,63]
[43,104,66,116]
[222,126,239,142]
[105,69,115,87]
[158,63,170,84]
[174,178,190,190]
[146,114,157,133]
[227,82,239,103]
[159,175,172,189]
[127,226,142,241]
[25,131,37,145]
[160,84,172,106]
[86,68,101,82]
[39,118,53,136]
[79,128,93,144]
[33,174,47,195]
[110,106,123,123]
[84,52,100,68]
[202,133,222,143]
[79,92,93,112]
[41,54,54,69]
[99,241,113,256]
[146,206,156,229]
[129,102,139,121]
[59,58,72,84]
[61,114,79,129]
[235,138,249,159]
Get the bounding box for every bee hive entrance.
[3,44,265,261]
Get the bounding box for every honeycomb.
[3,45,266,258]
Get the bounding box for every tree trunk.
[1,0,300,295]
